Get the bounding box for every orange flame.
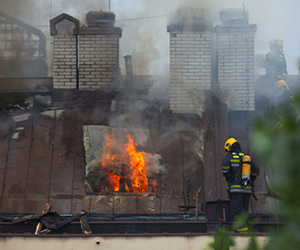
[100,130,154,193]
[106,172,121,192]
[125,135,148,193]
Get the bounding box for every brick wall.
[168,24,213,114]
[78,34,119,90]
[52,36,77,89]
[216,25,257,111]
[50,14,121,90]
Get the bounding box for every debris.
[11,127,25,139]
[12,204,92,235]
[12,113,31,122]
[35,202,51,234]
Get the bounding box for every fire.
[106,172,121,192]
[100,130,155,193]
[125,135,148,192]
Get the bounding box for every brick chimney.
[167,23,213,114]
[50,11,122,90]
[50,13,79,89]
[215,9,257,111]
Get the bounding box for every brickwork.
[168,25,213,114]
[52,36,77,89]
[216,25,257,111]
[50,13,121,90]
[78,34,119,90]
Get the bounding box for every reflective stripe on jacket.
[222,152,254,194]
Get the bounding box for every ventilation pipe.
[124,55,133,77]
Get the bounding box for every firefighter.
[221,138,260,232]
[256,39,288,113]
[275,79,293,105]
[261,38,287,81]
[271,79,294,129]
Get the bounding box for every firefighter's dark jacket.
[221,142,260,194]
[262,46,287,78]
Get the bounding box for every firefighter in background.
[272,79,294,129]
[256,39,289,113]
[221,138,260,232]
[274,79,293,106]
[261,38,287,81]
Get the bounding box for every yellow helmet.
[224,138,237,152]
[276,80,289,92]
[270,38,283,46]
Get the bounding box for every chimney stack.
[124,55,133,77]
[216,9,257,111]
[167,22,213,114]
[50,11,122,90]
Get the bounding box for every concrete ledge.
[167,23,213,32]
[215,24,257,33]
[0,235,268,250]
[79,27,122,37]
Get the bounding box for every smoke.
[109,97,150,129]
[116,0,217,76]
[115,0,300,75]
[2,0,300,76]
[117,15,169,76]
[120,29,162,76]
[169,0,217,24]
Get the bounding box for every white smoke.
[1,0,300,75]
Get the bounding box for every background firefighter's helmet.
[224,138,237,152]
[270,38,283,47]
[276,79,289,92]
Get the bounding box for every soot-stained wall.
[0,89,226,215]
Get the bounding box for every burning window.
[84,126,163,194]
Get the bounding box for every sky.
[1,0,300,76]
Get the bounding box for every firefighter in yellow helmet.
[261,38,287,81]
[276,79,289,92]
[272,79,294,107]
[221,138,260,232]
[256,39,289,113]
[272,79,294,128]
